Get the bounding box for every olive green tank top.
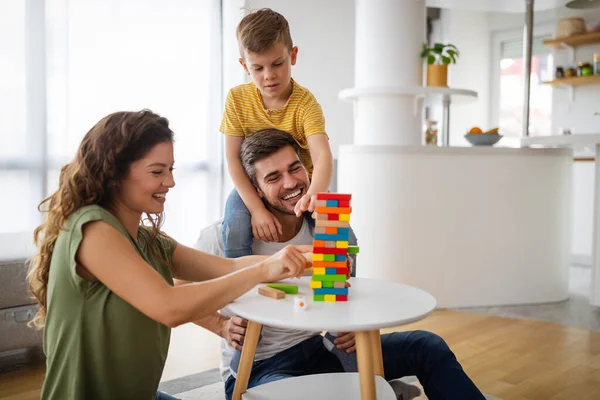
[41,205,177,400]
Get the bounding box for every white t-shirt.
[194,219,321,382]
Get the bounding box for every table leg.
[232,320,262,400]
[355,330,376,400]
[591,144,600,306]
[369,330,384,377]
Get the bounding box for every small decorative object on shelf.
[578,61,594,76]
[555,66,565,78]
[424,120,438,146]
[420,42,459,87]
[594,53,600,75]
[556,17,586,39]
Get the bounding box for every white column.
[591,144,600,306]
[348,0,426,146]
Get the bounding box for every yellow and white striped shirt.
[220,79,327,176]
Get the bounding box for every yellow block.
[312,253,324,262]
[336,241,349,249]
[310,280,322,289]
[313,267,325,275]
[339,213,350,222]
[324,294,336,302]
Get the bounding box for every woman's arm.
[77,221,308,328]
[171,243,268,282]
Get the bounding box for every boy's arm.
[306,134,334,195]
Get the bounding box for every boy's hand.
[294,193,318,217]
[252,208,283,242]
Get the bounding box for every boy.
[220,8,338,258]
[220,7,362,378]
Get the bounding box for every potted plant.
[420,43,459,87]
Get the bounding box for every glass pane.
[0,171,36,233]
[498,54,553,137]
[47,0,215,164]
[0,1,26,158]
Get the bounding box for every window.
[0,0,223,258]
[494,33,553,137]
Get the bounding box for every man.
[194,130,486,400]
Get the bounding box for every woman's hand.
[260,245,313,282]
[251,208,283,242]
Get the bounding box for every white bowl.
[464,133,503,146]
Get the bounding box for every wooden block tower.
[310,193,358,302]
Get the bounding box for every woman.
[27,110,310,400]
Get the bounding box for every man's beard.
[265,200,296,216]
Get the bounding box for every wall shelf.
[543,31,600,49]
[543,75,600,87]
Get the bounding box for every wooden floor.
[1,310,599,400]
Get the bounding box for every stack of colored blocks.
[310,193,353,302]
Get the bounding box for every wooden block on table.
[258,286,285,299]
[339,213,350,222]
[314,288,349,295]
[315,233,350,242]
[324,294,337,302]
[315,206,352,215]
[323,254,336,262]
[312,253,324,262]
[313,267,326,275]
[267,283,298,294]
[313,240,325,248]
[315,200,328,207]
[324,240,336,248]
[348,246,360,254]
[336,241,348,249]
[314,220,351,228]
[314,294,325,302]
[315,213,329,221]
[315,226,327,234]
[310,279,322,289]
[316,193,352,201]
[325,200,338,207]
[333,281,347,288]
[312,247,348,255]
[335,254,347,261]
[337,200,351,207]
[312,274,347,282]
[323,281,334,288]
[327,213,340,221]
[336,267,349,275]
[326,227,338,235]
[336,295,348,302]
[312,261,347,268]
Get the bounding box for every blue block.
[314,233,350,241]
[335,254,347,261]
[326,200,338,207]
[337,228,350,236]
[314,288,349,295]
[325,268,337,274]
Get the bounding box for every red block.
[338,200,351,207]
[336,295,348,302]
[327,213,339,221]
[336,267,349,275]
[312,247,348,255]
[316,193,352,201]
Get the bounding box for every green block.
[348,246,360,254]
[323,254,336,262]
[313,294,325,301]
[323,281,334,288]
[266,283,298,294]
[312,274,347,282]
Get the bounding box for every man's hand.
[346,254,354,278]
[220,316,248,351]
[251,208,283,242]
[333,332,356,353]
[294,193,318,217]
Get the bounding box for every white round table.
[224,277,436,400]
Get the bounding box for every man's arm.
[193,312,247,351]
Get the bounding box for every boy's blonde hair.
[237,8,294,58]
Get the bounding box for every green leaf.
[427,55,436,65]
[433,43,445,52]
[441,56,451,65]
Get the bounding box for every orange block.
[313,240,325,248]
[315,207,352,214]
[312,261,347,268]
[325,227,338,234]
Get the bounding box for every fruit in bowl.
[465,127,502,146]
